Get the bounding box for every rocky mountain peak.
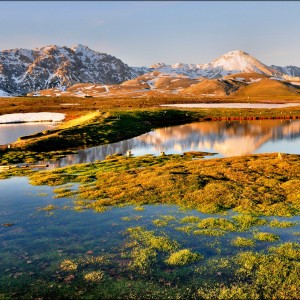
[0,45,139,95]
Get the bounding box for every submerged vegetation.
[1,103,300,298]
[28,152,300,217]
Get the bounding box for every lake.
[1,118,300,298]
[0,123,54,145]
[42,119,300,168]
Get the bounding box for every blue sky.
[1,1,300,67]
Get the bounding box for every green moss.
[165,249,203,266]
[197,218,236,231]
[128,247,157,274]
[60,260,78,271]
[269,219,296,228]
[253,232,280,242]
[134,206,145,211]
[193,229,225,236]
[84,270,105,282]
[180,216,201,223]
[231,237,255,247]
[152,219,169,227]
[175,225,195,233]
[27,153,300,217]
[121,215,142,221]
[125,227,179,253]
[232,214,267,230]
[37,204,58,211]
[269,242,300,260]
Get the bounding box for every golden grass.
[29,153,300,216]
[234,78,300,97]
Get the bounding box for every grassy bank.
[28,152,300,217]
[1,105,300,165]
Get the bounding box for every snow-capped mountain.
[270,65,300,78]
[0,44,139,95]
[151,50,282,79]
[1,45,300,96]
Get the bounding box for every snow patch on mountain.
[1,46,300,96]
[0,89,10,97]
[151,50,282,79]
[0,44,139,95]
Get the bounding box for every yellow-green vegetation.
[52,187,77,199]
[124,226,180,274]
[175,225,195,233]
[253,232,280,242]
[121,215,142,221]
[232,214,267,230]
[180,216,201,223]
[165,249,203,266]
[0,167,33,179]
[83,270,105,283]
[1,105,300,166]
[125,226,179,253]
[231,237,255,247]
[152,219,169,227]
[37,204,58,211]
[29,153,300,216]
[197,218,236,231]
[193,229,226,236]
[197,242,300,299]
[152,215,176,227]
[37,193,48,197]
[269,219,296,228]
[0,149,77,166]
[60,259,78,271]
[5,109,202,155]
[133,206,144,211]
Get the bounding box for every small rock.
[2,223,14,227]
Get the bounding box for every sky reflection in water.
[43,119,300,168]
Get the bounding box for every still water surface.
[0,177,299,297]
[0,123,54,145]
[42,119,300,168]
[1,117,300,296]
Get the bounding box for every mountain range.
[0,44,300,96]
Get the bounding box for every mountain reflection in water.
[45,119,300,168]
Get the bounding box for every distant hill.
[1,45,300,96]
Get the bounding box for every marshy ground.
[1,99,300,299]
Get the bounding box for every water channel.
[40,119,300,168]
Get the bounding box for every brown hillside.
[224,72,269,81]
[154,77,199,90]
[234,78,300,97]
[182,78,246,97]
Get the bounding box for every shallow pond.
[0,123,55,145]
[0,177,299,298]
[44,119,300,168]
